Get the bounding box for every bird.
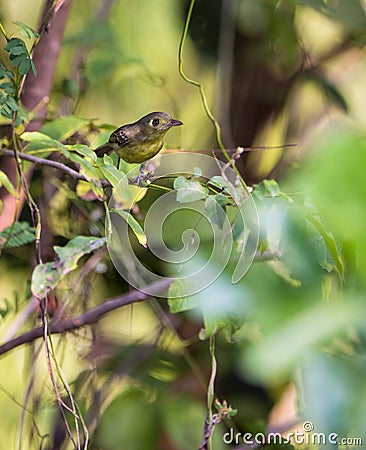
[94,111,183,164]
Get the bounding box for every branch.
[0,279,172,357]
[2,146,298,191]
[2,149,110,188]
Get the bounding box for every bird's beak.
[168,118,183,127]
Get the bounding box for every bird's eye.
[151,118,160,127]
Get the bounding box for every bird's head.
[137,112,183,137]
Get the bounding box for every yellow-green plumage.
[94,111,183,164]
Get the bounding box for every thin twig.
[0,279,172,357]
[2,149,110,188]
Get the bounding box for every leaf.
[208,175,247,204]
[18,59,31,76]
[57,146,101,184]
[0,170,17,196]
[76,180,104,201]
[201,310,244,342]
[0,64,14,79]
[9,46,26,56]
[4,38,26,52]
[268,260,302,287]
[0,66,18,121]
[4,38,33,76]
[167,279,202,311]
[173,176,208,203]
[31,236,106,297]
[0,221,35,249]
[204,195,226,229]
[0,298,13,319]
[252,179,292,202]
[21,131,67,152]
[14,20,40,39]
[307,214,344,278]
[193,166,202,178]
[70,144,97,162]
[41,116,89,141]
[110,209,147,247]
[305,72,348,112]
[99,162,124,188]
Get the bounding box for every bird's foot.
[129,163,155,186]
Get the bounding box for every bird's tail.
[94,143,114,157]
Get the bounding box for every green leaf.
[204,195,226,229]
[14,20,40,39]
[18,59,31,75]
[99,163,124,188]
[69,144,97,162]
[110,209,147,247]
[207,175,228,190]
[75,179,104,201]
[9,55,24,65]
[201,309,244,341]
[4,38,26,52]
[0,221,35,249]
[173,176,208,203]
[208,175,247,204]
[252,179,292,202]
[0,298,13,319]
[0,64,14,79]
[30,59,37,76]
[0,169,17,196]
[41,116,89,141]
[9,45,26,56]
[305,72,348,112]
[31,236,106,297]
[193,166,202,178]
[21,131,67,152]
[63,148,101,184]
[307,214,344,278]
[167,279,202,311]
[4,38,34,76]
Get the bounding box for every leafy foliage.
[0,31,36,124]
[0,64,17,120]
[0,221,35,249]
[31,236,105,297]
[4,37,36,76]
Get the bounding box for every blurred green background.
[1,0,366,449]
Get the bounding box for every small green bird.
[94,111,183,164]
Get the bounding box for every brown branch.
[2,149,111,188]
[2,146,298,191]
[0,279,172,357]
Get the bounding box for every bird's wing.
[94,125,132,157]
[109,126,131,146]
